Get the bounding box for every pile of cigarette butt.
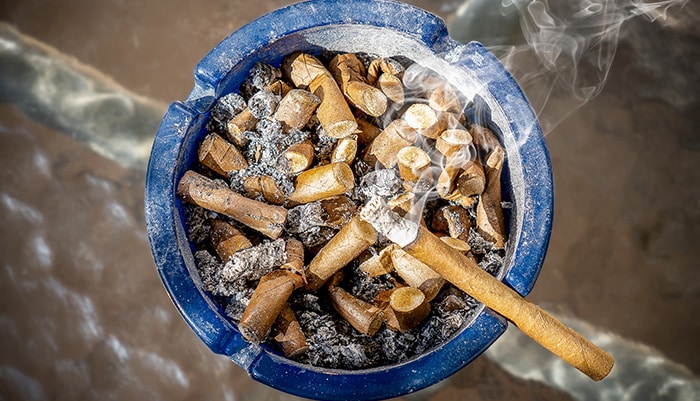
[178,51,509,369]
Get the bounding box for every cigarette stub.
[273,88,321,132]
[209,219,253,261]
[428,83,462,114]
[369,119,418,168]
[435,129,472,160]
[476,146,506,249]
[385,286,430,331]
[288,162,355,204]
[226,108,257,148]
[329,53,388,117]
[377,73,405,105]
[456,160,486,197]
[403,225,615,381]
[328,285,384,337]
[282,141,315,174]
[306,216,377,291]
[330,135,358,165]
[238,269,305,344]
[243,175,286,205]
[403,103,447,139]
[397,146,432,187]
[359,244,397,277]
[284,52,357,138]
[198,133,248,177]
[390,248,445,301]
[177,170,287,239]
[273,304,309,358]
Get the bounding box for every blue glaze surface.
[144,0,553,399]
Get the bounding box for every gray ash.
[208,92,247,133]
[182,204,214,247]
[248,90,280,119]
[358,168,402,201]
[239,62,281,99]
[467,227,496,255]
[479,251,505,277]
[221,239,286,284]
[285,202,338,248]
[311,127,337,162]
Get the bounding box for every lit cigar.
[238,269,305,344]
[330,135,358,164]
[243,175,286,205]
[369,119,418,168]
[226,108,258,147]
[238,239,306,344]
[273,305,309,358]
[396,146,432,190]
[287,162,355,204]
[329,53,387,117]
[305,216,377,291]
[273,89,320,132]
[376,73,404,105]
[385,286,430,331]
[282,141,315,174]
[328,284,384,337]
[177,170,287,239]
[198,133,248,177]
[402,103,447,139]
[476,146,506,249]
[390,248,445,301]
[284,52,357,138]
[456,160,486,197]
[359,198,614,381]
[209,219,253,261]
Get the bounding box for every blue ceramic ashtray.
[145,0,553,399]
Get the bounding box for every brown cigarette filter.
[397,146,432,187]
[369,119,418,168]
[238,269,305,344]
[282,141,315,174]
[273,89,321,131]
[177,170,287,239]
[376,73,405,105]
[198,133,248,177]
[456,160,486,197]
[209,219,253,261]
[283,52,357,138]
[288,162,355,204]
[476,146,506,249]
[305,216,377,291]
[328,285,384,337]
[226,108,258,148]
[273,305,309,358]
[243,175,286,205]
[385,286,430,331]
[404,225,615,381]
[390,248,445,301]
[403,103,447,139]
[329,53,387,117]
[330,135,358,164]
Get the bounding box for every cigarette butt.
[377,73,405,105]
[198,133,248,177]
[469,124,501,153]
[226,108,258,148]
[306,216,377,291]
[288,162,355,204]
[266,80,292,97]
[274,89,320,131]
[404,225,615,381]
[330,135,358,164]
[369,119,418,168]
[242,175,286,206]
[177,170,287,239]
[386,286,430,331]
[273,305,309,358]
[456,160,486,197]
[209,219,253,261]
[329,53,388,117]
[282,141,315,174]
[439,236,471,253]
[397,146,433,190]
[403,103,447,139]
[436,164,461,198]
[284,52,357,138]
[281,238,305,278]
[238,269,305,344]
[328,285,384,337]
[359,244,397,277]
[476,146,506,249]
[428,83,463,114]
[391,248,445,301]
[367,57,404,85]
[443,189,478,209]
[355,119,382,148]
[435,129,472,160]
